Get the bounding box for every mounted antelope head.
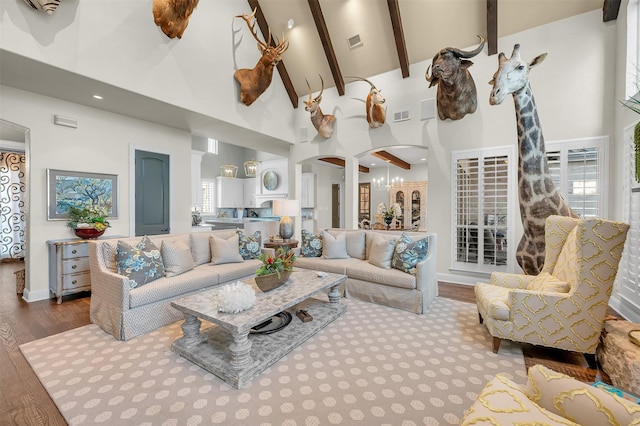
[348,77,386,128]
[304,75,336,139]
[153,0,199,39]
[234,8,289,106]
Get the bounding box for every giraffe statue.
[489,44,578,275]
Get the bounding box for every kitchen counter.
[204,218,279,236]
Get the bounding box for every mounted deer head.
[234,8,289,106]
[304,75,336,139]
[153,0,199,39]
[348,77,386,128]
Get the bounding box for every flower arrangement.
[256,247,296,278]
[377,202,402,219]
[66,205,111,231]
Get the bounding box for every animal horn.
[425,65,433,82]
[317,74,324,99]
[236,7,268,50]
[305,78,313,99]
[448,35,485,58]
[345,76,376,90]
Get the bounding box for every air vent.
[347,34,363,49]
[53,115,78,128]
[393,110,410,122]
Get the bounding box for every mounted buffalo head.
[153,0,199,39]
[425,35,485,120]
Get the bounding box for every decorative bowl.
[254,270,291,292]
[74,228,106,239]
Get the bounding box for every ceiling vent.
[347,34,363,49]
[393,110,410,122]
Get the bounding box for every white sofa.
[294,229,437,314]
[89,230,263,340]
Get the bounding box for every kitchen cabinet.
[301,173,315,208]
[216,177,244,208]
[243,178,257,207]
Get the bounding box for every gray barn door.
[135,150,169,236]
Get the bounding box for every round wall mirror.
[263,170,279,191]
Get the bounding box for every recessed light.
[420,158,426,161]
[287,18,294,29]
[92,94,103,100]
[371,163,376,166]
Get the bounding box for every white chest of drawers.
[47,238,92,304]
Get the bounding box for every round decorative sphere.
[74,228,106,239]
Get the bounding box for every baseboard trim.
[437,273,484,286]
[23,288,50,302]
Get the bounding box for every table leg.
[328,284,341,304]
[229,331,252,371]
[177,313,207,348]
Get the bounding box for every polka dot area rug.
[20,297,525,425]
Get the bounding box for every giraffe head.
[489,44,547,105]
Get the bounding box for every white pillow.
[346,231,366,259]
[322,231,349,259]
[368,235,396,269]
[161,236,195,277]
[210,234,243,265]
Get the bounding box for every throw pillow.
[190,232,212,266]
[526,272,570,293]
[210,233,243,265]
[368,234,396,269]
[524,364,640,426]
[322,231,348,259]
[161,236,195,277]
[345,231,366,259]
[391,232,429,274]
[237,230,261,260]
[301,229,322,257]
[115,236,165,289]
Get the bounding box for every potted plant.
[67,205,110,239]
[377,202,402,228]
[254,248,296,292]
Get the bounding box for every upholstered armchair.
[475,215,629,362]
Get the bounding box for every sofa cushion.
[524,364,640,426]
[215,259,262,283]
[128,265,219,308]
[475,282,511,321]
[210,234,243,265]
[526,272,570,293]
[237,230,261,260]
[460,374,578,426]
[368,234,396,269]
[365,232,397,259]
[161,235,195,277]
[116,236,165,289]
[327,229,366,259]
[391,232,429,274]
[322,231,348,259]
[301,230,323,257]
[294,257,359,275]
[190,233,212,266]
[346,261,417,290]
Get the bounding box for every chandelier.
[243,159,259,177]
[372,161,404,191]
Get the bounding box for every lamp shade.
[272,199,299,217]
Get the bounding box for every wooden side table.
[264,240,298,250]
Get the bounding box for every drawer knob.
[72,249,77,254]
[72,265,77,269]
[72,280,77,284]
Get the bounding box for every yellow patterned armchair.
[475,215,629,362]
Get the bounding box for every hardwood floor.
[0,262,612,425]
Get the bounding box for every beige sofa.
[461,364,640,425]
[294,229,437,314]
[89,230,263,340]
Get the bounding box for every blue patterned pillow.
[116,236,165,289]
[238,230,261,259]
[391,232,429,274]
[301,229,323,257]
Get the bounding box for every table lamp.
[273,199,299,240]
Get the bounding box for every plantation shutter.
[202,180,216,214]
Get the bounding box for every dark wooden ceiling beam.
[319,157,370,173]
[387,0,410,78]
[308,0,345,96]
[247,0,299,108]
[602,0,621,22]
[486,0,498,56]
[372,150,411,170]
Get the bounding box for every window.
[451,147,515,273]
[625,0,639,99]
[358,183,370,222]
[202,179,216,214]
[545,137,608,218]
[207,138,218,154]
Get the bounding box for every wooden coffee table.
[170,268,347,388]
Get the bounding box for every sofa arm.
[490,271,534,289]
[460,374,576,426]
[88,242,130,312]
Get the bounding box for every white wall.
[291,10,618,283]
[0,85,193,301]
[0,0,297,144]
